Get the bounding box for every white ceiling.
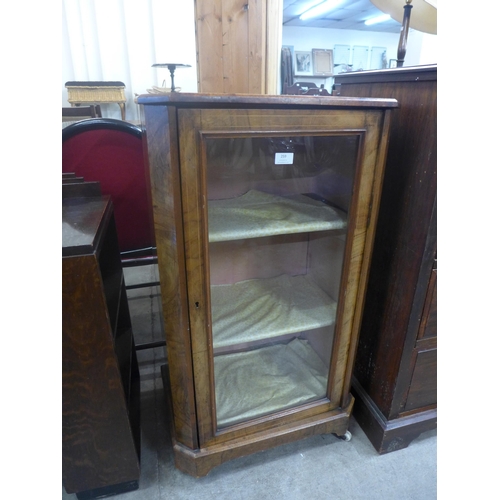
[283,0,403,33]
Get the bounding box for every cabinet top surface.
[137,92,398,109]
[334,64,437,85]
[62,196,111,257]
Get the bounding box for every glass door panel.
[204,134,358,429]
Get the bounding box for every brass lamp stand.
[370,0,437,67]
[397,1,413,67]
[151,63,192,92]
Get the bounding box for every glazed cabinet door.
[178,107,388,448]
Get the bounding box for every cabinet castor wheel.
[335,430,352,442]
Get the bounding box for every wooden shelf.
[208,190,347,242]
[211,274,337,349]
[214,338,328,428]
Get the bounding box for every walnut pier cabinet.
[138,93,396,476]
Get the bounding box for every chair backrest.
[304,87,331,96]
[294,82,319,90]
[62,119,154,253]
[282,82,331,96]
[283,83,303,95]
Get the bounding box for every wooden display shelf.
[214,338,329,428]
[211,274,336,349]
[208,190,347,242]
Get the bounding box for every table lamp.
[370,0,437,66]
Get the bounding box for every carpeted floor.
[62,265,437,500]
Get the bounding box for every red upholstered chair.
[62,118,163,350]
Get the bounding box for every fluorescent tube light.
[364,14,391,26]
[297,0,324,17]
[299,0,344,21]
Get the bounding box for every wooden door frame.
[194,0,282,94]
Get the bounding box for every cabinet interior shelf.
[215,338,329,428]
[211,274,337,350]
[208,190,347,242]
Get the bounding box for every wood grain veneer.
[62,196,140,497]
[139,93,395,475]
[336,64,437,454]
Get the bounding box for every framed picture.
[294,51,312,76]
[370,47,387,70]
[333,44,351,75]
[389,59,398,68]
[312,49,333,76]
[352,45,369,72]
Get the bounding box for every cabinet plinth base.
[175,407,353,478]
[74,480,139,500]
[163,362,353,477]
[351,377,437,454]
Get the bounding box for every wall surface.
[62,0,198,121]
[407,30,437,66]
[282,25,399,91]
[62,1,436,120]
[283,25,401,59]
[282,25,436,90]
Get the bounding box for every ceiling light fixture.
[364,14,391,26]
[299,0,344,21]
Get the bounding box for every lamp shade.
[369,0,437,34]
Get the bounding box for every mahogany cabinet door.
[175,106,391,448]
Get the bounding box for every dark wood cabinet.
[138,93,396,476]
[62,196,141,499]
[335,65,437,454]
